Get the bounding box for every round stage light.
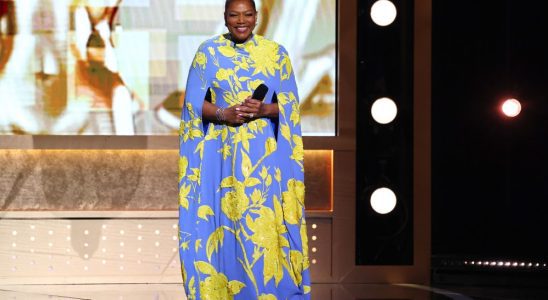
[501,98,521,117]
[370,0,397,26]
[370,187,397,214]
[371,97,398,124]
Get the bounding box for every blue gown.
[178,34,311,299]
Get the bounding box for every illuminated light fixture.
[501,98,521,117]
[370,0,397,26]
[370,187,397,214]
[371,97,398,124]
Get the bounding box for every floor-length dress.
[178,34,311,299]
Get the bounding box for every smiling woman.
[224,0,257,43]
[177,0,311,299]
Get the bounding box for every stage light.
[371,97,398,124]
[155,230,160,235]
[12,230,17,236]
[370,187,397,214]
[501,98,521,117]
[370,0,397,26]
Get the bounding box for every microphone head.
[251,84,268,101]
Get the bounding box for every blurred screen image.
[0,0,336,135]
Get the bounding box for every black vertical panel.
[433,0,548,261]
[356,0,414,265]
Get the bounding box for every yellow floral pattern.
[179,34,310,299]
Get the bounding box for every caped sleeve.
[178,44,211,212]
[275,45,305,181]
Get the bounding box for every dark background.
[432,0,548,260]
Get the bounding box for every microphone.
[251,84,268,101]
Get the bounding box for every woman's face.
[224,0,257,43]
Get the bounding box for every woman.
[178,0,311,299]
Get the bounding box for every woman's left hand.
[237,96,264,120]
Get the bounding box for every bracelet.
[215,107,225,122]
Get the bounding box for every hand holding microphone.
[238,84,268,120]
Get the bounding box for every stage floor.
[0,283,473,300]
[3,283,548,299]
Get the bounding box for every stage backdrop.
[0,0,336,136]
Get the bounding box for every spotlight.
[371,97,398,124]
[370,0,397,26]
[370,187,397,214]
[501,98,521,117]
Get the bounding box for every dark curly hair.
[225,0,256,12]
